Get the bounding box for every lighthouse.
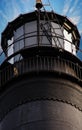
[0,0,82,129]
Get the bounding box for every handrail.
[0,56,82,87]
[4,33,76,58]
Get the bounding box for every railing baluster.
[0,56,82,87]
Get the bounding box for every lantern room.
[1,11,80,63]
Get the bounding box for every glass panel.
[51,22,64,48]
[64,29,76,54]
[40,21,51,45]
[14,26,24,40]
[14,54,23,62]
[72,44,76,55]
[25,21,37,47]
[8,37,14,56]
[14,26,24,52]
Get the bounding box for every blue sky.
[0,0,82,63]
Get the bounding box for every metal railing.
[5,31,77,58]
[0,56,82,87]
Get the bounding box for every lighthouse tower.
[0,0,82,129]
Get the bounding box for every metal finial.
[36,0,43,9]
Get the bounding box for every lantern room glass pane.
[64,29,76,55]
[25,21,37,47]
[14,26,24,53]
[7,37,14,63]
[40,21,51,46]
[51,22,64,48]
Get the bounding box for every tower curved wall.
[0,74,82,130]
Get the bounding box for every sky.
[0,0,82,63]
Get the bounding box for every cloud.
[0,10,8,22]
[70,16,80,25]
[62,0,72,15]
[69,0,78,14]
[17,0,34,13]
[11,1,21,20]
[62,0,81,26]
[5,0,21,21]
[20,0,30,4]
